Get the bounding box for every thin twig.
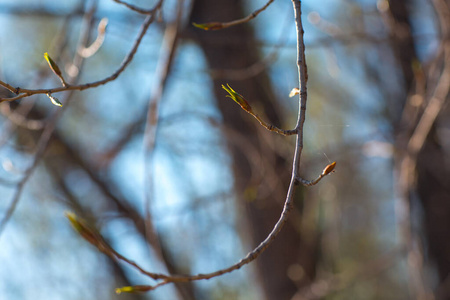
[0,97,65,237]
[251,113,297,136]
[0,81,17,94]
[113,250,171,280]
[142,0,183,288]
[293,247,403,300]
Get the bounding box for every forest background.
[0,0,449,299]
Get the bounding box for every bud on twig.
[65,212,113,255]
[222,84,252,112]
[289,88,300,97]
[322,161,336,176]
[44,52,68,87]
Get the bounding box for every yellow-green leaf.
[115,285,153,294]
[65,211,115,256]
[222,84,252,112]
[193,22,224,31]
[44,52,62,76]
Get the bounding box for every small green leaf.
[65,211,114,255]
[222,84,252,112]
[115,285,153,294]
[44,52,62,76]
[65,212,83,233]
[65,212,98,245]
[193,22,224,30]
[47,93,63,107]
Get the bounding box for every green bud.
[222,84,252,112]
[115,285,153,294]
[193,22,224,30]
[44,52,62,77]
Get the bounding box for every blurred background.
[0,0,449,299]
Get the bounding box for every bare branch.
[78,18,108,58]
[142,0,184,287]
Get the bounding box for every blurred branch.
[78,17,108,58]
[141,1,187,299]
[0,4,84,17]
[111,0,163,15]
[192,0,274,30]
[394,0,449,299]
[0,4,161,103]
[293,247,403,300]
[208,11,289,81]
[209,49,278,80]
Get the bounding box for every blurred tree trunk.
[188,1,319,299]
[417,121,450,293]
[388,0,450,297]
